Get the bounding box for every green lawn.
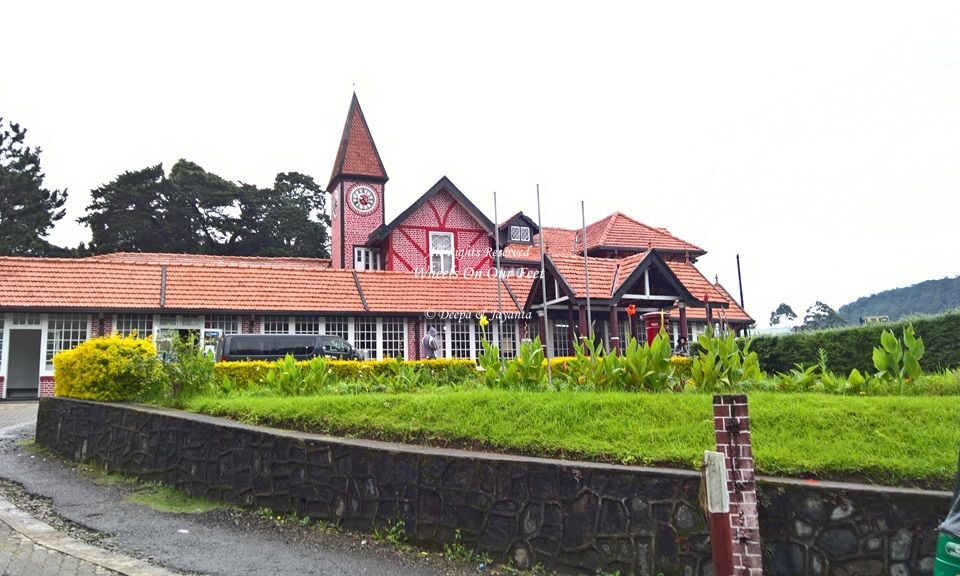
[184,391,960,489]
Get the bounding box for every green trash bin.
[938,447,960,576]
[937,531,960,576]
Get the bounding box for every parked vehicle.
[216,334,363,362]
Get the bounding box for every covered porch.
[524,251,727,356]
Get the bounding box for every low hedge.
[53,334,164,401]
[214,357,479,389]
[749,311,960,375]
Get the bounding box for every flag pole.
[581,200,592,345]
[537,184,553,388]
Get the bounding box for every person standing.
[673,336,690,357]
[422,326,442,359]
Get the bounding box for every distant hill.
[839,275,960,323]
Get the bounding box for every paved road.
[0,401,475,576]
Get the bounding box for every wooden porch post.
[679,302,688,342]
[609,306,620,355]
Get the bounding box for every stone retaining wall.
[35,398,950,575]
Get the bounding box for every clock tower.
[328,94,388,270]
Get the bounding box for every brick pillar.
[242,316,261,334]
[39,376,55,398]
[713,394,762,575]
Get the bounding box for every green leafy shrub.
[500,338,547,390]
[690,330,761,392]
[749,311,960,374]
[622,333,673,392]
[164,335,215,400]
[54,334,164,401]
[873,325,925,392]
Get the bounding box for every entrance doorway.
[7,330,41,399]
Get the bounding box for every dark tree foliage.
[0,118,68,256]
[81,160,330,258]
[800,301,847,331]
[80,165,194,253]
[769,303,797,326]
[838,276,960,323]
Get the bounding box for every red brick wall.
[330,183,343,268]
[713,394,762,575]
[388,189,492,273]
[40,376,55,398]
[331,181,385,270]
[407,320,420,360]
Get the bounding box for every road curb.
[0,478,183,576]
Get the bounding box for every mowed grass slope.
[185,391,960,489]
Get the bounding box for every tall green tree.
[801,301,848,331]
[263,172,330,257]
[81,160,330,258]
[80,164,195,253]
[769,303,798,325]
[0,118,68,255]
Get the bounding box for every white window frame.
[115,313,154,337]
[381,317,407,360]
[45,313,90,371]
[0,315,6,390]
[354,247,381,271]
[261,315,292,334]
[294,316,323,334]
[354,317,377,360]
[509,225,531,243]
[429,231,455,273]
[204,315,241,335]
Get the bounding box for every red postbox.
[642,311,670,345]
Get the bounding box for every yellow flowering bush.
[670,356,693,381]
[54,334,165,401]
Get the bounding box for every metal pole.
[494,191,503,366]
[581,201,592,343]
[537,185,553,388]
[736,253,744,309]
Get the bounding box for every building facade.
[0,95,751,399]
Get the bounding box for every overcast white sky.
[3,1,959,326]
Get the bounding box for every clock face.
[349,186,378,214]
[331,190,340,217]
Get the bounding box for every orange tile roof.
[356,269,533,314]
[0,258,161,309]
[575,212,703,254]
[163,265,364,312]
[0,255,533,316]
[666,261,753,323]
[547,253,652,300]
[539,227,578,255]
[86,253,331,269]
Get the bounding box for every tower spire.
[328,93,388,191]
